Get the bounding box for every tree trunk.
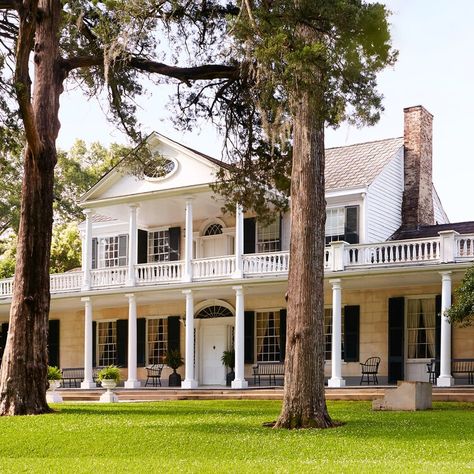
[274,88,333,429]
[0,0,62,415]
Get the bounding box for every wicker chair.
[145,364,164,387]
[360,357,381,385]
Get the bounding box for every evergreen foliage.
[447,266,474,326]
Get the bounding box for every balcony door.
[196,221,234,258]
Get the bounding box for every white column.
[182,289,198,389]
[82,209,94,290]
[183,198,193,282]
[233,204,244,278]
[437,271,454,387]
[81,297,96,388]
[328,279,346,387]
[125,293,140,388]
[127,204,139,286]
[232,285,248,388]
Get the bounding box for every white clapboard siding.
[366,147,404,243]
[433,187,450,224]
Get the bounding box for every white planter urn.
[46,380,63,403]
[100,379,119,403]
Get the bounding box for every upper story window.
[94,235,128,269]
[325,206,359,244]
[407,297,436,359]
[204,223,223,236]
[256,219,281,253]
[148,230,170,262]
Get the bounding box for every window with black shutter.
[48,320,60,368]
[325,206,359,244]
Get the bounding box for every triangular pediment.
[81,132,222,203]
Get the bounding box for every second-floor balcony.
[0,232,472,299]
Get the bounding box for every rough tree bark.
[0,0,62,415]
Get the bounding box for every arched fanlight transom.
[195,305,233,319]
[203,223,223,236]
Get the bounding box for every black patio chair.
[145,364,164,387]
[360,357,381,385]
[426,359,438,384]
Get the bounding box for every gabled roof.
[390,221,474,240]
[325,137,404,190]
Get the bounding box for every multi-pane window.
[147,318,168,364]
[256,220,280,253]
[325,208,345,238]
[324,307,345,360]
[325,206,359,244]
[256,311,280,362]
[407,298,436,359]
[97,321,117,366]
[148,230,170,262]
[98,235,128,268]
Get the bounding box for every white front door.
[199,319,232,385]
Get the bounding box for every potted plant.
[221,349,235,386]
[164,349,184,387]
[47,365,62,391]
[97,365,121,390]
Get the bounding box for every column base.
[124,380,141,389]
[328,377,346,388]
[231,379,248,389]
[232,270,243,279]
[181,379,198,389]
[436,375,454,387]
[81,380,97,389]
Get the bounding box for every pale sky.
[57,1,474,223]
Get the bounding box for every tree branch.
[62,54,239,83]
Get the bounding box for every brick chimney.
[401,106,434,229]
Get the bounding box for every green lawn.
[0,401,473,473]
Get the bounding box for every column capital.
[329,278,342,289]
[182,289,193,296]
[128,203,140,210]
[81,296,91,303]
[83,208,95,217]
[232,285,244,294]
[125,293,136,300]
[439,271,452,279]
[185,196,195,203]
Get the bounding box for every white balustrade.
[90,267,128,288]
[0,278,13,297]
[1,235,474,299]
[135,261,184,284]
[50,272,83,292]
[345,238,441,267]
[192,256,236,279]
[243,251,290,275]
[456,234,474,260]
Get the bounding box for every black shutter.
[343,306,360,362]
[435,294,441,365]
[388,297,405,384]
[48,320,60,368]
[116,319,128,367]
[92,321,97,367]
[244,218,256,254]
[91,238,98,269]
[167,316,181,353]
[276,215,283,251]
[137,230,148,264]
[344,206,359,244]
[244,311,255,363]
[137,318,146,367]
[0,323,9,363]
[169,227,181,261]
[279,309,287,362]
